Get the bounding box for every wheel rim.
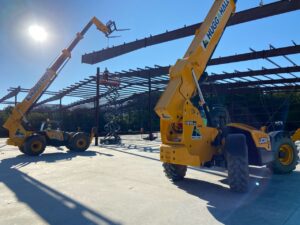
[278,144,294,166]
[76,138,87,148]
[31,141,42,152]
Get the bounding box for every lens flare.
[28,25,47,42]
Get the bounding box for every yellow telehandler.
[155,0,298,192]
[3,17,117,156]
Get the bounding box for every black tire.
[66,144,71,150]
[163,163,187,182]
[225,134,249,193]
[65,134,73,150]
[65,133,74,150]
[18,146,25,154]
[23,135,46,156]
[268,134,298,174]
[68,132,90,152]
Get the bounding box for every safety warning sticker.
[192,126,202,140]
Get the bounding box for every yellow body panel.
[155,0,237,167]
[160,101,219,166]
[227,123,271,151]
[292,129,300,142]
[160,144,201,167]
[45,130,64,141]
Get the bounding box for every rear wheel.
[268,134,298,174]
[163,163,187,182]
[23,135,46,156]
[226,134,249,193]
[68,132,90,152]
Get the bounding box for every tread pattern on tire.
[226,133,249,193]
[163,163,187,182]
[23,135,46,156]
[227,154,249,193]
[68,132,90,152]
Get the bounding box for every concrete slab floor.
[0,135,300,225]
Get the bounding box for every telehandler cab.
[155,0,298,192]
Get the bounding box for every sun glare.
[28,25,47,42]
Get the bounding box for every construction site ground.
[0,135,300,225]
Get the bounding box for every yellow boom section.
[155,0,236,122]
[3,17,115,146]
[155,0,237,166]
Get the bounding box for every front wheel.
[163,163,187,182]
[225,133,249,193]
[67,132,90,152]
[23,135,46,156]
[268,135,298,174]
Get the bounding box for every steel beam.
[0,86,21,104]
[84,44,300,80]
[95,68,100,146]
[35,77,95,106]
[82,0,300,64]
[63,65,300,109]
[205,85,300,94]
[34,45,300,107]
[209,66,300,81]
[8,88,59,96]
[210,77,300,89]
[209,45,300,65]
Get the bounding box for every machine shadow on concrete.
[106,146,300,225]
[175,167,300,225]
[0,151,120,225]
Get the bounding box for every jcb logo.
[259,138,268,144]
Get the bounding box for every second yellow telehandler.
[155,0,298,192]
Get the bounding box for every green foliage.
[0,106,13,137]
[27,112,48,130]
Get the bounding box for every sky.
[0,0,299,108]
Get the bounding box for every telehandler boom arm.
[155,0,237,165]
[4,17,116,146]
[155,0,236,122]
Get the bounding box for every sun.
[28,25,47,42]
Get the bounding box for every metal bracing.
[82,0,300,64]
[3,43,300,110]
[0,86,21,104]
[14,44,295,109]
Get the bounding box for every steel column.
[148,72,153,140]
[95,68,100,146]
[14,94,17,106]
